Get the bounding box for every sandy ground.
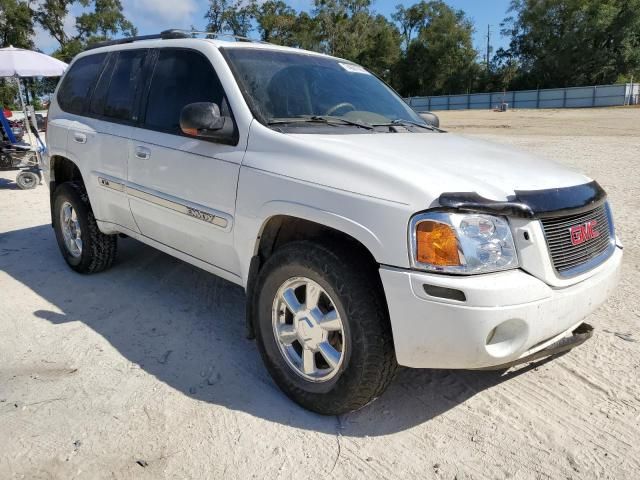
[1,108,639,479]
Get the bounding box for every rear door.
[85,49,149,232]
[126,48,242,276]
[57,50,145,232]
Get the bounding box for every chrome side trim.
[98,176,125,192]
[125,186,229,228]
[97,177,230,229]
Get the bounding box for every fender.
[259,200,384,253]
[238,200,386,287]
[241,200,387,339]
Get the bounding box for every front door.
[126,48,243,276]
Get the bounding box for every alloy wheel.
[60,201,82,258]
[272,277,346,382]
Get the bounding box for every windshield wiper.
[310,115,374,130]
[267,115,374,130]
[373,119,439,131]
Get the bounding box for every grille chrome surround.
[540,203,615,278]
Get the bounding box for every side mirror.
[180,102,223,135]
[419,111,440,128]
[179,102,237,145]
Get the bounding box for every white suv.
[44,31,623,414]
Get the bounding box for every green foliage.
[75,0,137,41]
[4,0,640,101]
[501,0,640,89]
[0,0,34,49]
[394,1,479,95]
[205,0,254,37]
[0,0,34,106]
[205,0,230,33]
[353,14,402,85]
[254,1,298,44]
[392,1,430,48]
[0,78,19,109]
[201,0,640,95]
[1,0,136,104]
[34,0,136,62]
[205,0,402,86]
[311,0,401,81]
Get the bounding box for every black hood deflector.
[438,181,606,219]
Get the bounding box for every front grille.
[540,204,613,276]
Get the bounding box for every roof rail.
[85,29,265,51]
[186,30,261,43]
[85,30,188,50]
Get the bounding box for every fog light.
[485,319,529,358]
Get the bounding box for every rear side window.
[57,54,107,114]
[90,50,147,122]
[143,49,226,134]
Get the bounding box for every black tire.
[254,241,397,415]
[52,181,117,273]
[16,171,39,190]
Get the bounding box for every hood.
[245,127,592,209]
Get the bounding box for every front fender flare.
[255,200,385,263]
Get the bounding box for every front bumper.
[380,246,622,369]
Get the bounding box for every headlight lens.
[410,212,519,274]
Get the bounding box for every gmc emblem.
[569,220,600,246]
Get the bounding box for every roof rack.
[85,29,263,51]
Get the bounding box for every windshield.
[221,48,427,131]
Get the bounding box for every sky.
[35,0,513,57]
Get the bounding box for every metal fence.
[407,83,640,112]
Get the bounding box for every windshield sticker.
[339,63,370,75]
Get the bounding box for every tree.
[0,0,34,49]
[313,0,373,58]
[502,0,640,89]
[75,0,136,43]
[353,14,402,84]
[35,0,136,62]
[312,0,400,83]
[0,0,35,108]
[205,0,256,37]
[392,2,429,49]
[290,12,322,51]
[223,0,255,37]
[255,0,297,44]
[205,0,230,33]
[395,1,479,95]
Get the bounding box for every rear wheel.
[16,171,38,190]
[254,241,397,415]
[52,182,117,273]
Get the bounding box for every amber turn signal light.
[416,221,461,266]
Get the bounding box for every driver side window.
[143,49,228,135]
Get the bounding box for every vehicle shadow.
[0,175,19,189]
[1,224,551,436]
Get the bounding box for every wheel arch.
[48,155,85,224]
[244,204,386,339]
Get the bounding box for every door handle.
[134,146,151,160]
[72,132,87,144]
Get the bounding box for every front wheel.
[254,241,397,415]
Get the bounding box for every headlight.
[410,211,519,274]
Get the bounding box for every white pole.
[15,75,38,161]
